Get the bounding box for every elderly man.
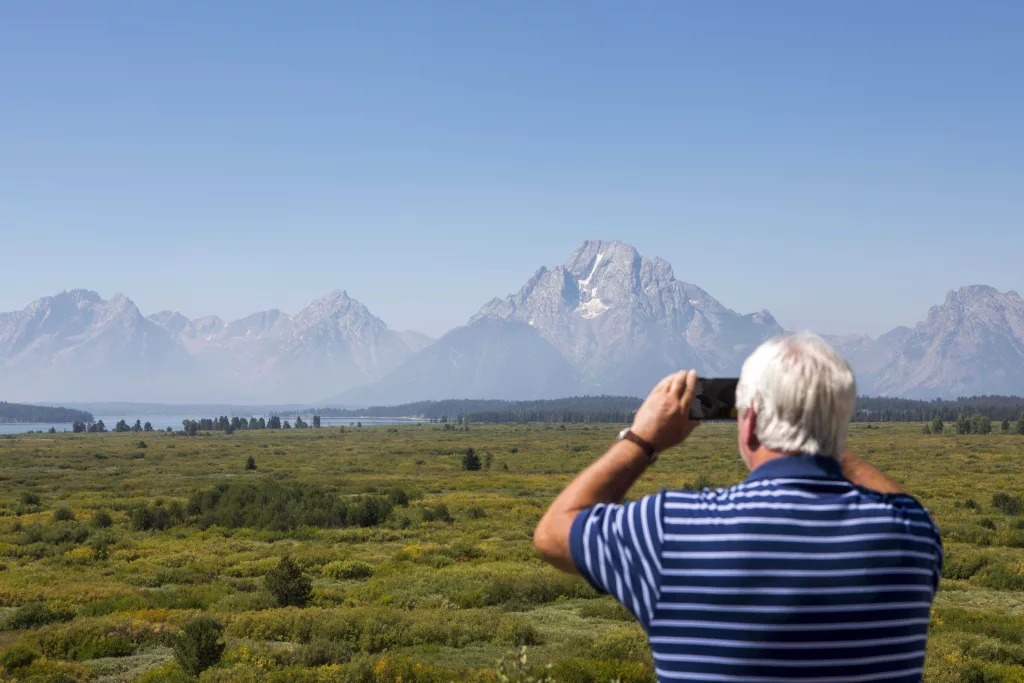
[534,334,942,683]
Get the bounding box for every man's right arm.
[840,450,904,494]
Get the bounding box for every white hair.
[735,333,857,459]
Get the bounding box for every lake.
[0,415,426,435]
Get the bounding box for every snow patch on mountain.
[578,297,610,319]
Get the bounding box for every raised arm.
[533,369,699,573]
[840,449,905,494]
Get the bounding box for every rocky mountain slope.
[830,286,1024,398]
[338,240,784,401]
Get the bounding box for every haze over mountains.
[2,240,1023,404]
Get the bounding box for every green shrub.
[77,594,147,617]
[465,506,487,519]
[960,636,1024,666]
[22,615,163,661]
[692,474,717,491]
[265,556,312,607]
[494,647,554,683]
[450,565,597,608]
[1,645,37,671]
[421,504,453,523]
[188,481,392,530]
[592,628,651,663]
[155,564,215,586]
[992,492,1024,516]
[387,488,410,507]
[495,615,543,646]
[7,601,75,629]
[323,560,374,580]
[51,505,76,523]
[942,550,992,580]
[332,653,468,683]
[943,524,994,546]
[932,607,1024,645]
[349,496,393,527]
[134,659,193,683]
[974,563,1024,590]
[462,448,482,471]
[549,656,654,683]
[8,657,93,682]
[75,634,136,659]
[441,540,484,562]
[131,502,185,531]
[173,616,225,676]
[229,606,502,652]
[20,491,41,507]
[578,600,635,621]
[298,635,355,666]
[89,509,112,529]
[995,528,1024,548]
[245,455,257,470]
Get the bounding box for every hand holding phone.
[689,378,739,421]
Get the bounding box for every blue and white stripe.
[569,454,942,683]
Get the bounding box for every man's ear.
[740,408,760,452]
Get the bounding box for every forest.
[0,401,94,424]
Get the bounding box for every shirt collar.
[744,454,846,483]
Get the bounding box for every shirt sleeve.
[568,492,664,628]
[892,493,944,592]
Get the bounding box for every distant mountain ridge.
[3,241,1024,403]
[0,289,431,403]
[0,289,193,402]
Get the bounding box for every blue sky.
[1,1,1021,338]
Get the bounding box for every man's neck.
[745,446,801,473]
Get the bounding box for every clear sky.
[1,1,1021,338]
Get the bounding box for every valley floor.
[1,423,1022,682]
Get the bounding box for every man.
[534,333,942,683]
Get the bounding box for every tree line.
[311,393,1024,425]
[313,396,643,424]
[923,413,1024,435]
[0,401,94,424]
[177,415,322,436]
[852,395,1024,423]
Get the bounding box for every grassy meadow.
[1,422,1024,682]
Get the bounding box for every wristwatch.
[617,427,658,464]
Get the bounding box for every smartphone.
[690,378,739,421]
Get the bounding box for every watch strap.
[620,429,657,463]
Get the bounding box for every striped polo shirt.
[569,454,943,683]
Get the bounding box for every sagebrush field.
[1,422,1023,682]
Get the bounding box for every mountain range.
[2,240,1023,404]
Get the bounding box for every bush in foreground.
[52,505,76,522]
[1,645,37,672]
[322,560,374,580]
[992,492,1024,516]
[7,601,75,629]
[265,556,312,607]
[89,508,113,529]
[462,448,482,471]
[173,616,225,677]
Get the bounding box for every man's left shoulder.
[855,487,942,535]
